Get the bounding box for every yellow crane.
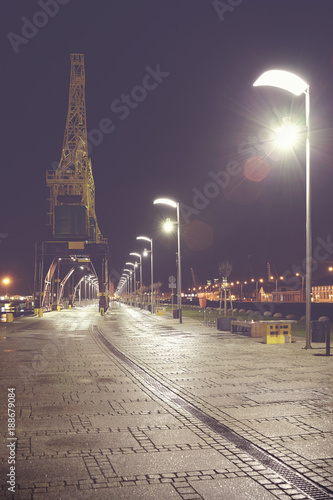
[46,54,105,244]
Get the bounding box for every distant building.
[312,286,333,303]
[259,289,302,302]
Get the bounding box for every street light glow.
[275,123,298,149]
[164,218,173,232]
[253,69,309,96]
[153,198,177,208]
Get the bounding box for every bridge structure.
[34,54,109,313]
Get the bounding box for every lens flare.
[275,124,298,149]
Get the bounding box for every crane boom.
[46,54,105,244]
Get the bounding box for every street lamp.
[3,277,10,297]
[119,274,130,300]
[296,272,305,301]
[126,262,137,305]
[123,269,133,302]
[253,69,311,349]
[153,198,182,323]
[270,275,284,299]
[251,278,263,300]
[137,236,154,313]
[240,281,248,301]
[130,252,143,307]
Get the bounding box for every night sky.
[1,0,333,295]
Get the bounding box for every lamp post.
[123,269,133,303]
[296,272,305,301]
[153,198,182,323]
[270,275,284,300]
[119,274,129,300]
[137,236,154,313]
[242,281,247,301]
[117,278,126,299]
[130,252,142,307]
[253,69,311,349]
[251,278,263,301]
[126,262,137,306]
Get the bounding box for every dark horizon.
[1,0,333,296]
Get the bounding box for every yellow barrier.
[265,323,291,344]
[38,308,43,317]
[6,313,13,323]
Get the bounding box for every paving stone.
[89,413,181,429]
[283,437,333,460]
[110,449,233,476]
[16,457,89,483]
[188,476,277,498]
[31,430,138,453]
[145,428,205,446]
[244,419,303,437]
[247,390,321,403]
[18,416,73,431]
[221,403,312,420]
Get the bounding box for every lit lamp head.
[164,218,173,232]
[253,70,309,96]
[125,262,135,268]
[253,70,309,151]
[153,198,177,208]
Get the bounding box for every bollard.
[325,319,331,356]
[38,308,43,317]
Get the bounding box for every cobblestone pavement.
[0,303,332,499]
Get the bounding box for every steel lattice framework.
[46,53,104,244]
[34,54,109,313]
